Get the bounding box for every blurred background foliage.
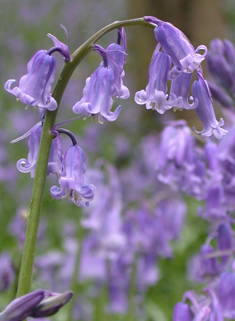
[0,0,233,320]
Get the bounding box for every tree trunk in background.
[126,0,227,128]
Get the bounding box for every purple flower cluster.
[135,16,227,139]
[35,161,187,315]
[4,14,235,321]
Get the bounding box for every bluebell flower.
[179,289,223,321]
[72,30,129,122]
[4,26,70,115]
[82,163,126,258]
[47,131,63,176]
[17,122,43,178]
[217,272,235,319]
[207,81,234,108]
[135,46,175,114]
[173,303,192,321]
[103,28,129,99]
[0,289,44,321]
[0,252,15,292]
[192,71,228,139]
[5,50,57,112]
[207,38,235,93]
[156,120,208,199]
[169,72,198,110]
[30,290,73,318]
[50,144,96,207]
[217,223,234,265]
[16,123,62,178]
[0,289,73,321]
[145,16,207,78]
[206,38,235,109]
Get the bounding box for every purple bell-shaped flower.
[72,30,129,122]
[145,16,207,78]
[5,50,57,112]
[50,144,96,207]
[192,71,228,139]
[135,46,175,114]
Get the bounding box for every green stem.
[16,17,154,298]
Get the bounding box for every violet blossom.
[217,271,235,319]
[5,50,57,112]
[0,289,73,321]
[72,30,129,122]
[4,26,70,115]
[175,289,224,321]
[17,122,43,178]
[156,120,207,198]
[145,16,207,78]
[192,71,228,139]
[16,122,62,178]
[134,46,174,114]
[0,252,15,292]
[50,144,96,207]
[207,38,235,97]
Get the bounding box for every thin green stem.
[16,17,154,299]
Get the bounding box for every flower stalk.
[16,17,154,298]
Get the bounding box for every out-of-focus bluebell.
[0,252,15,292]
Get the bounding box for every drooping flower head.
[72,29,129,122]
[0,289,73,321]
[15,122,62,178]
[217,271,235,319]
[4,26,70,117]
[135,45,174,114]
[5,51,57,112]
[192,71,228,139]
[144,16,207,78]
[135,17,205,115]
[50,142,96,207]
[17,122,43,178]
[174,289,223,321]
